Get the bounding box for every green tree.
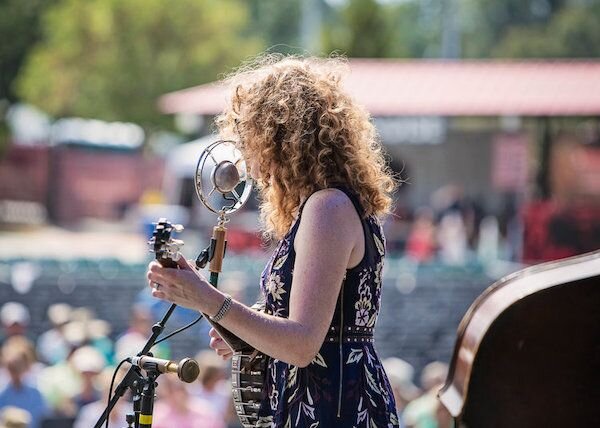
[248,0,302,54]
[390,0,441,58]
[461,0,565,57]
[0,0,60,155]
[460,0,600,59]
[322,0,395,57]
[0,0,58,102]
[322,0,447,58]
[16,0,263,128]
[493,3,600,57]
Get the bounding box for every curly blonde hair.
[216,55,398,239]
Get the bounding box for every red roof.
[158,60,600,117]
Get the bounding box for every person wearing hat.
[0,303,30,346]
[403,361,452,428]
[36,303,73,365]
[383,357,422,427]
[69,346,106,411]
[37,316,111,418]
[37,318,93,418]
[86,319,114,366]
[73,367,128,428]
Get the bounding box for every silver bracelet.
[211,294,232,322]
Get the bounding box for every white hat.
[47,303,73,326]
[87,319,111,339]
[420,361,448,390]
[0,302,30,326]
[71,346,106,373]
[63,321,88,347]
[383,357,420,400]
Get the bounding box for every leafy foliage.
[16,0,263,127]
[248,0,302,54]
[322,0,413,57]
[4,0,600,132]
[463,0,600,58]
[323,0,393,57]
[0,0,57,102]
[493,3,600,57]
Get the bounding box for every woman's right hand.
[208,328,234,360]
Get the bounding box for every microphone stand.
[95,210,238,427]
[94,304,177,428]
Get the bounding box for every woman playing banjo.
[147,55,400,427]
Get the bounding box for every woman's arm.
[147,189,363,367]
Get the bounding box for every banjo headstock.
[148,218,184,268]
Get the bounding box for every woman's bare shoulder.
[297,188,361,240]
[302,188,355,219]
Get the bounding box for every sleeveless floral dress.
[255,187,400,428]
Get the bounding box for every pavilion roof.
[158,59,600,117]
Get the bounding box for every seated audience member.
[0,336,44,391]
[70,346,106,411]
[383,357,421,426]
[437,213,468,266]
[87,319,114,365]
[114,305,169,363]
[0,345,48,428]
[37,325,87,417]
[188,350,230,419]
[153,374,225,428]
[403,362,451,428]
[73,367,128,428]
[405,208,437,263]
[0,303,30,346]
[36,304,73,365]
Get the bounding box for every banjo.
[150,140,266,427]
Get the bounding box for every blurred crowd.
[0,301,232,428]
[385,184,515,265]
[0,299,453,428]
[383,359,452,428]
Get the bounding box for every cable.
[152,313,205,346]
[106,358,130,428]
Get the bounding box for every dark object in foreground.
[439,250,600,427]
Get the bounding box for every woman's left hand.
[146,256,219,314]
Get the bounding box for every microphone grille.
[212,160,240,193]
[178,357,200,383]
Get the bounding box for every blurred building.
[0,116,164,225]
[158,59,600,262]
